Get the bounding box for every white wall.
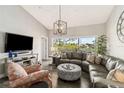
[106,6,124,59]
[0,32,5,53]
[0,5,48,61]
[48,23,106,55]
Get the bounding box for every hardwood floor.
[0,60,91,88]
[42,60,91,88]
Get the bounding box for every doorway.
[41,37,48,61]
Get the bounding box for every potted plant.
[95,35,107,55]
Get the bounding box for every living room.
[0,0,124,91]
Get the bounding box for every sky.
[79,37,95,44]
[54,37,96,44]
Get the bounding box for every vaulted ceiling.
[22,5,114,30]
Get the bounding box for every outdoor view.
[52,37,96,54]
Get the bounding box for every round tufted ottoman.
[57,63,81,81]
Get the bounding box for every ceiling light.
[53,5,67,35]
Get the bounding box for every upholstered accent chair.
[7,62,52,88]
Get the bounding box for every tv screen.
[5,33,33,52]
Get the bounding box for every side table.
[49,55,60,66]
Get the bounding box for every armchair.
[7,62,52,88]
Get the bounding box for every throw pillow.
[8,62,28,81]
[106,69,116,80]
[86,54,95,63]
[100,56,109,66]
[66,52,72,59]
[95,56,102,64]
[106,69,117,88]
[107,69,124,88]
[82,52,87,60]
[106,58,118,71]
[61,53,67,59]
[114,69,124,83]
[72,52,82,60]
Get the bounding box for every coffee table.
[57,63,81,81]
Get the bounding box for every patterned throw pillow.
[8,62,28,81]
[106,69,116,80]
[114,70,124,83]
[106,69,117,88]
[106,69,124,88]
[86,54,96,63]
[95,56,102,64]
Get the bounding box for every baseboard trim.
[42,59,49,61]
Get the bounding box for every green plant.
[95,35,107,55]
[53,38,96,53]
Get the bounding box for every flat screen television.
[5,33,33,52]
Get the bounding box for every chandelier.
[53,5,67,35]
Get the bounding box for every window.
[79,37,95,44]
[79,37,96,52]
[52,37,96,53]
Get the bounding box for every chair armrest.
[29,70,52,88]
[29,70,50,79]
[23,64,41,74]
[10,70,52,88]
[9,75,32,88]
[94,77,124,88]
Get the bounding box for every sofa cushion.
[90,70,108,79]
[100,56,109,66]
[89,64,108,73]
[69,59,82,66]
[82,52,87,60]
[95,56,102,64]
[94,81,108,88]
[72,52,83,60]
[93,77,108,88]
[105,58,118,71]
[70,59,82,63]
[86,54,96,63]
[66,52,72,59]
[61,53,67,59]
[115,61,124,71]
[82,61,89,72]
[90,70,108,82]
[8,62,28,81]
[60,59,70,63]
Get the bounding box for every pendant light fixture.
[53,5,67,35]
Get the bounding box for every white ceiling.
[22,5,114,30]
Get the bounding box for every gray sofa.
[54,52,124,88]
[55,52,87,68]
[88,56,124,88]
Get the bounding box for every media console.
[7,53,39,67]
